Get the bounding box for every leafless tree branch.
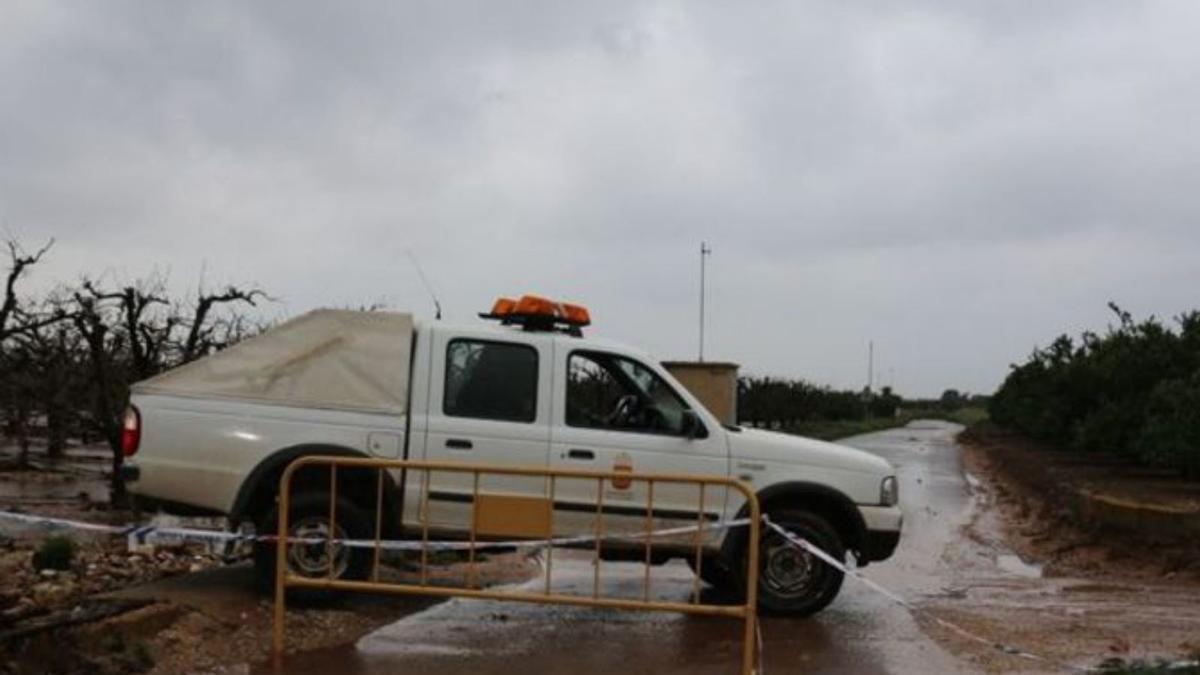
[1,238,54,339]
[181,285,268,362]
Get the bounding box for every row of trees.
[737,376,902,429]
[990,303,1200,478]
[0,238,266,500]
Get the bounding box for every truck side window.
[566,351,691,435]
[444,339,538,423]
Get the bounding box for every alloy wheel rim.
[287,517,350,578]
[761,531,818,599]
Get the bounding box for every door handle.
[445,438,473,450]
[567,448,595,461]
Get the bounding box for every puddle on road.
[0,444,111,504]
[996,553,1043,578]
[0,471,109,503]
[362,642,479,658]
[1060,582,1138,594]
[906,421,959,431]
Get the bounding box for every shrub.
[1074,401,1144,460]
[738,376,868,428]
[990,304,1200,476]
[1136,375,1200,479]
[31,535,76,571]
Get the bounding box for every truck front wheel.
[687,554,738,591]
[254,492,373,596]
[751,509,845,615]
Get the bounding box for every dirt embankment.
[958,425,1200,583]
[911,424,1200,672]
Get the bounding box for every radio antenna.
[698,241,711,361]
[406,250,442,320]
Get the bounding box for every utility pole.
[868,340,874,393]
[865,340,875,421]
[699,241,711,362]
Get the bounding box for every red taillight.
[121,406,141,457]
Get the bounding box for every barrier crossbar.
[271,455,761,674]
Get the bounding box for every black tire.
[686,554,738,591]
[749,510,845,616]
[253,492,374,598]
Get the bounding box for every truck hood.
[729,427,893,477]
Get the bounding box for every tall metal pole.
[868,340,874,393]
[699,242,711,362]
[865,340,875,421]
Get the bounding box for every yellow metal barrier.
[271,455,761,674]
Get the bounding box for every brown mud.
[926,426,1200,672]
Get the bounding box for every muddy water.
[0,470,110,503]
[0,442,112,504]
[264,421,993,674]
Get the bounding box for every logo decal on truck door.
[611,453,633,490]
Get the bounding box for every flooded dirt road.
[263,421,1200,674]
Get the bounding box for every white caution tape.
[0,509,132,535]
[0,508,749,552]
[336,519,754,552]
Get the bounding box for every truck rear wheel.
[749,509,845,616]
[254,492,373,597]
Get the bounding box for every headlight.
[880,476,899,506]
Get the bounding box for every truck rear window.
[444,339,538,423]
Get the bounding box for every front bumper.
[862,529,901,562]
[857,504,903,563]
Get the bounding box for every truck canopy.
[132,309,414,415]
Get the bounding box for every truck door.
[420,326,553,534]
[548,340,729,545]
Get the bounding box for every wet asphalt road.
[271,420,982,675]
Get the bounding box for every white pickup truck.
[121,296,901,615]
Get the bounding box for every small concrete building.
[661,360,740,426]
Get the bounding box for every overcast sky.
[3,2,1199,397]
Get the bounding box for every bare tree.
[1,238,59,465]
[10,295,82,459]
[2,238,272,502]
[81,278,173,380]
[1,336,35,466]
[70,283,129,501]
[1,238,54,340]
[180,286,266,362]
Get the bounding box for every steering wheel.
[607,394,640,428]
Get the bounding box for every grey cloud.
[3,1,1199,396]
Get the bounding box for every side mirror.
[680,409,702,440]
